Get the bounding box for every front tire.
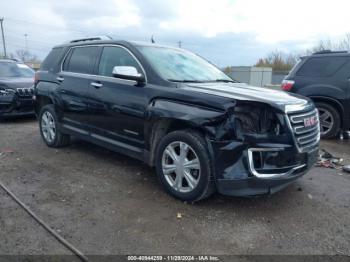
[315,102,341,139]
[39,104,70,147]
[155,130,215,202]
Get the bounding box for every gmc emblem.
[304,116,317,127]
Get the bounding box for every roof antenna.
[151,35,155,44]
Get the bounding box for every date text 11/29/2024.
[127,255,220,261]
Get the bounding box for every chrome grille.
[287,109,320,152]
[16,87,34,97]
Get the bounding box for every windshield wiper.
[212,79,237,83]
[167,79,238,83]
[167,79,205,83]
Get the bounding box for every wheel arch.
[145,99,225,166]
[34,80,60,116]
[146,118,215,167]
[34,95,54,116]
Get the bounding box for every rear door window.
[296,56,348,77]
[63,46,99,74]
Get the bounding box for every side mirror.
[112,66,145,84]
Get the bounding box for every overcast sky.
[1,0,350,66]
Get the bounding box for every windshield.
[136,45,233,82]
[0,62,35,78]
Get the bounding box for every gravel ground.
[0,118,349,257]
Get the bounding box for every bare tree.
[337,33,350,50]
[255,50,297,72]
[223,67,231,74]
[15,49,39,62]
[304,39,334,55]
[16,49,30,61]
[255,33,350,72]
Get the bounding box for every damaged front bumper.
[211,107,320,196]
[0,92,34,118]
[208,101,320,197]
[211,140,319,196]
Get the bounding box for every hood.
[182,82,311,113]
[0,77,34,90]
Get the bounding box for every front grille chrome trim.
[286,108,320,153]
[290,109,318,124]
[16,87,34,97]
[294,123,319,135]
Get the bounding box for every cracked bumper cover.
[0,93,34,117]
[210,140,319,196]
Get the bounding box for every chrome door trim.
[91,133,142,153]
[62,124,89,135]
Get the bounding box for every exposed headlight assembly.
[234,104,282,136]
[216,103,283,140]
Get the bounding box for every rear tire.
[315,102,341,139]
[39,104,70,147]
[155,130,215,202]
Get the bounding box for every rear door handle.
[57,76,64,82]
[91,82,103,88]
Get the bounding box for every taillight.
[34,72,39,85]
[281,80,295,91]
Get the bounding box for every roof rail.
[313,50,348,55]
[68,35,113,43]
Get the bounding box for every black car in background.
[34,37,319,201]
[0,59,35,119]
[282,50,350,139]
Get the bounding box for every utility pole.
[24,33,28,51]
[0,18,7,58]
[177,41,182,48]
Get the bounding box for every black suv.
[0,59,35,118]
[282,50,350,139]
[35,37,320,201]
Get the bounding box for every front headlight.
[0,87,15,96]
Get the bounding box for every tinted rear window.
[41,47,64,71]
[63,46,98,74]
[296,56,348,77]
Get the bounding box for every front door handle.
[91,82,103,88]
[57,76,64,82]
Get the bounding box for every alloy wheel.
[318,108,334,136]
[41,111,56,143]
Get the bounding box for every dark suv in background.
[0,59,35,118]
[34,37,319,201]
[282,50,350,139]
